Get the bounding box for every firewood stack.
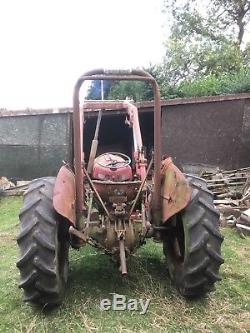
[201,167,250,236]
[0,178,30,196]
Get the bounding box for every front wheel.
[163,175,224,297]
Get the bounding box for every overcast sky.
[0,0,165,109]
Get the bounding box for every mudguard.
[161,157,191,223]
[53,165,76,225]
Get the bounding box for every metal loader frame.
[72,69,162,230]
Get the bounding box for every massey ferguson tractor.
[16,69,224,306]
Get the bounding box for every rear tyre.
[16,177,69,306]
[163,175,224,297]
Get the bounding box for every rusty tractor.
[16,69,224,306]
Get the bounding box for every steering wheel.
[96,152,131,169]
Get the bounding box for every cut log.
[236,223,250,236]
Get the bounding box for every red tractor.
[16,69,224,306]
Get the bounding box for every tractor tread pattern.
[164,174,224,297]
[16,244,37,268]
[16,177,66,306]
[184,277,208,290]
[17,219,38,243]
[189,181,214,196]
[206,245,224,264]
[19,270,38,289]
[23,291,41,303]
[203,219,224,241]
[205,267,222,282]
[36,207,56,226]
[34,231,56,251]
[19,198,41,218]
[187,257,210,275]
[189,231,209,254]
[34,257,57,276]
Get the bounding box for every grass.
[0,196,249,333]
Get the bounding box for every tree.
[165,0,250,45]
[86,80,112,100]
[162,0,250,84]
[107,66,157,101]
[87,1,250,101]
[212,0,250,45]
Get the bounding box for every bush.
[177,69,250,98]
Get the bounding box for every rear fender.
[53,166,76,225]
[161,157,191,223]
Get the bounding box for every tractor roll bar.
[73,69,162,227]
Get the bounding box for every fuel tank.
[92,153,132,182]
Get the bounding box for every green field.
[0,196,249,333]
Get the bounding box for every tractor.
[16,69,224,306]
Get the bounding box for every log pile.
[201,167,250,236]
[236,209,250,237]
[0,176,15,192]
[0,178,30,196]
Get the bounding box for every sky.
[0,0,166,109]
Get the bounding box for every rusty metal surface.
[85,100,146,180]
[87,109,102,173]
[1,94,250,180]
[53,165,76,225]
[92,179,141,203]
[119,238,127,275]
[1,93,249,117]
[161,99,249,170]
[83,166,111,219]
[240,98,250,167]
[73,69,162,229]
[93,153,132,181]
[69,225,87,242]
[129,157,153,216]
[137,93,250,108]
[83,100,126,110]
[161,157,192,222]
